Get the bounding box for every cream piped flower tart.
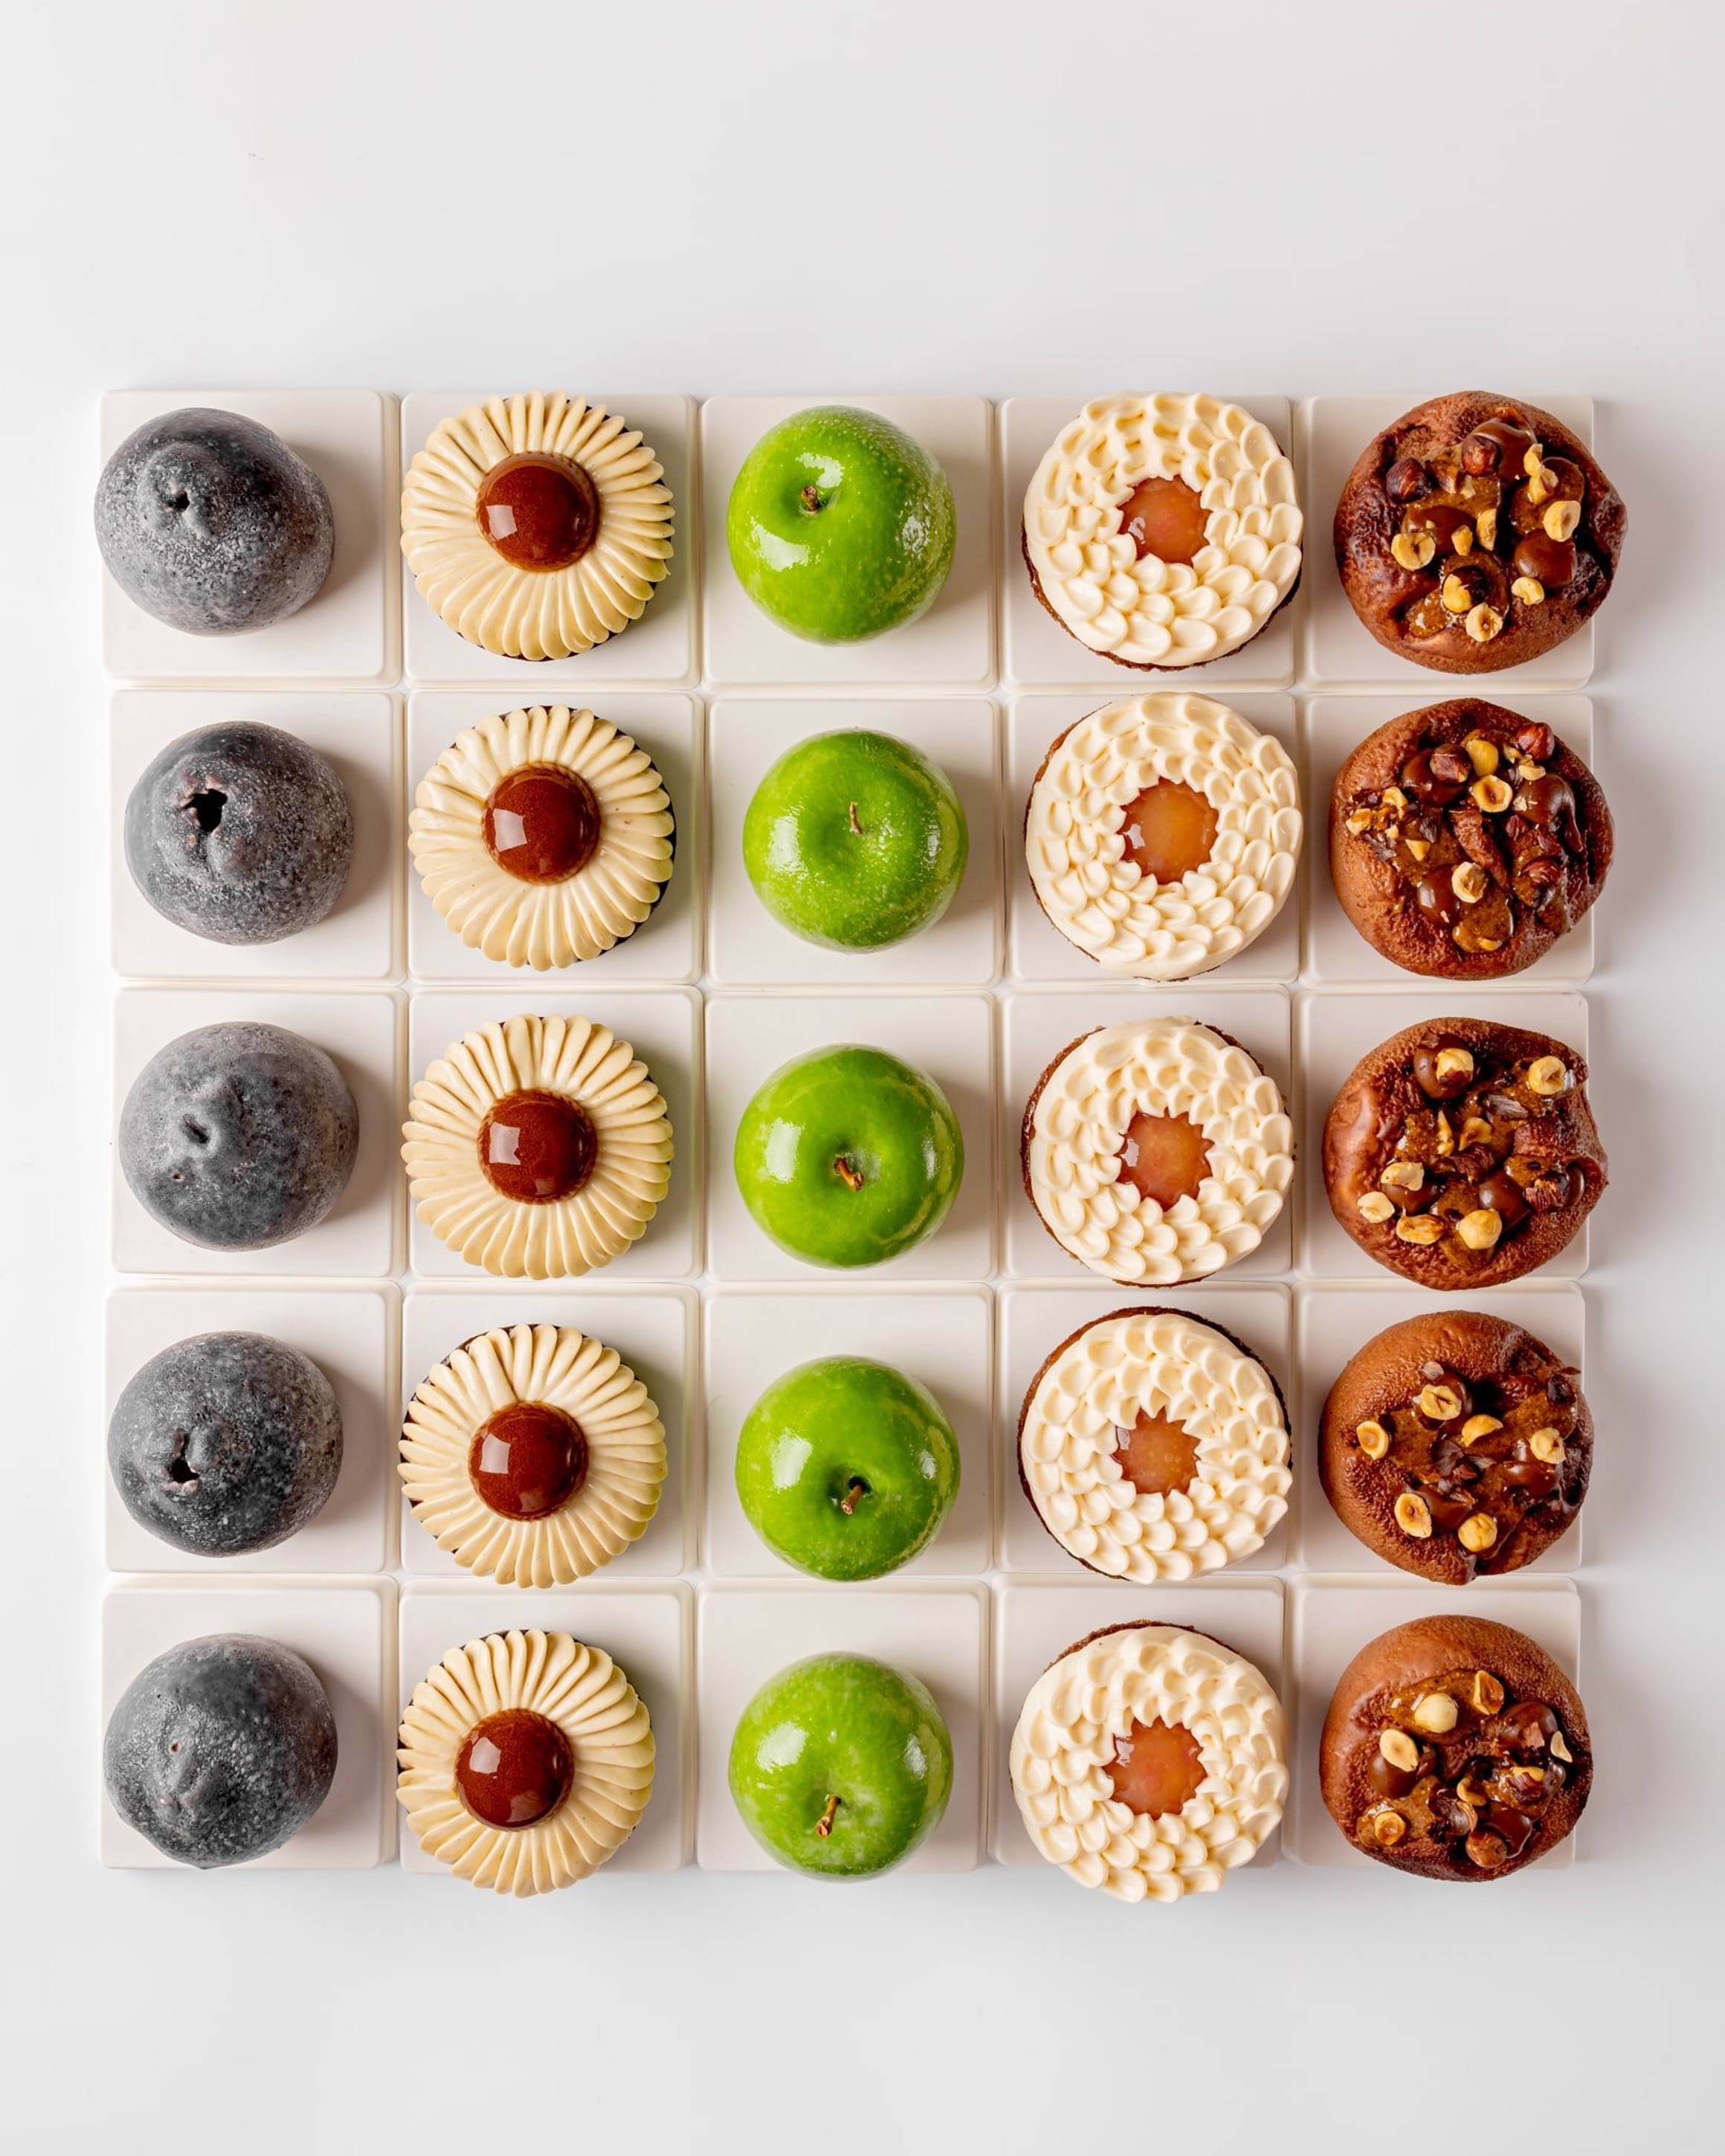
[401,393,674,660]
[399,1628,654,1897]
[1010,1621,1287,1902]
[402,1013,673,1279]
[1024,394,1301,671]
[1025,694,1300,979]
[1017,1308,1290,1580]
[402,1323,666,1587]
[410,705,674,971]
[1022,1019,1293,1284]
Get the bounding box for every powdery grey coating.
[124,721,355,946]
[94,407,335,636]
[108,1330,343,1556]
[103,1634,338,1868]
[119,1021,358,1251]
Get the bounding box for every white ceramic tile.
[1297,989,1592,1281]
[406,987,700,1282]
[105,1285,398,1575]
[100,390,398,687]
[112,987,402,1279]
[404,691,701,986]
[397,1583,692,1875]
[708,700,1000,987]
[1303,694,1596,987]
[696,1584,986,1873]
[1005,692,1303,987]
[1294,1283,1587,1576]
[1000,988,1294,1282]
[705,993,994,1282]
[1299,395,1596,689]
[398,1286,696,1579]
[703,1288,993,1579]
[100,1578,395,1869]
[700,396,994,690]
[110,691,402,984]
[996,1284,1293,1575]
[399,392,697,688]
[1286,1575,1581,1868]
[990,1578,1287,1867]
[998,396,1299,692]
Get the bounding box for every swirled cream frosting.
[410,704,675,971]
[401,393,674,659]
[1023,1020,1293,1283]
[1025,694,1301,979]
[402,1323,666,1586]
[1024,395,1301,668]
[399,1629,654,1897]
[1019,1308,1290,1579]
[1010,1623,1286,1901]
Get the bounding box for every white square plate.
[705,993,994,1282]
[100,390,398,687]
[1299,394,1596,689]
[404,691,701,986]
[105,1285,398,1575]
[990,1578,1286,1867]
[1005,692,1303,987]
[397,1583,691,1875]
[998,396,1299,691]
[406,987,700,1282]
[100,1577,395,1868]
[696,1584,986,1872]
[111,691,402,984]
[398,1285,696,1579]
[1303,694,1596,986]
[700,396,994,689]
[399,393,697,689]
[707,699,1000,987]
[112,987,402,1279]
[1286,1575,1581,1868]
[703,1287,993,1579]
[1000,988,1294,1281]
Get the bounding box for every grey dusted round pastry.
[94,407,334,636]
[124,722,354,946]
[119,1021,358,1251]
[109,1332,342,1556]
[103,1634,338,1868]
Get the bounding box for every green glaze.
[742,729,968,952]
[728,1652,953,1879]
[735,1355,960,1581]
[732,1044,963,1268]
[725,406,957,643]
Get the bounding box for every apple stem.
[848,801,862,836]
[816,1794,841,1838]
[800,483,823,514]
[839,1477,868,1516]
[833,1155,865,1192]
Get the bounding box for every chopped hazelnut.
[1466,603,1504,642]
[1440,573,1473,615]
[1434,1111,1456,1155]
[1462,735,1500,777]
[1381,1160,1425,1192]
[1394,1491,1434,1537]
[1435,1046,1474,1085]
[1355,1419,1391,1459]
[1460,1414,1503,1445]
[1452,524,1474,556]
[1356,1190,1396,1224]
[1416,1383,1465,1421]
[1526,1056,1570,1096]
[1457,1774,1490,1809]
[1370,1807,1407,1847]
[1451,862,1489,904]
[1379,1729,1421,1772]
[1457,1207,1503,1251]
[1471,1671,1506,1715]
[1411,1692,1459,1735]
[1544,499,1582,543]
[1458,1114,1493,1147]
[1529,1427,1567,1465]
[1511,575,1546,604]
[1458,1512,1498,1553]
[1405,836,1431,862]
[1550,1731,1573,1765]
[1522,444,1546,479]
[1381,785,1409,810]
[1344,807,1373,836]
[1471,775,1514,813]
[1476,507,1498,549]
[1392,529,1437,572]
[1395,1213,1445,1246]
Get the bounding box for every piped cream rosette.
[1024,394,1301,668]
[1018,1308,1290,1580]
[1010,1624,1287,1902]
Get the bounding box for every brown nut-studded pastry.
[1320,1311,1591,1581]
[1329,701,1611,979]
[1323,1017,1605,1286]
[1320,1615,1590,1879]
[1332,393,1625,674]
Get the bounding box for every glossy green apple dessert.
[729,1651,953,1878]
[743,729,968,952]
[733,1045,963,1267]
[726,406,956,642]
[736,1355,959,1581]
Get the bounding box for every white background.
[4,2,1721,2149]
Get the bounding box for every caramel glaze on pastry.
[1332,393,1625,674]
[1330,701,1610,979]
[1320,1615,1590,1880]
[1320,1310,1591,1581]
[1323,1017,1605,1286]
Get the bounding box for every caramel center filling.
[1118,779,1219,885]
[1117,476,1210,566]
[1107,1717,1206,1818]
[1116,1109,1213,1208]
[475,452,599,572]
[1112,1407,1201,1497]
[477,1089,597,1206]
[483,763,601,885]
[468,1400,589,1521]
[454,1708,574,1830]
